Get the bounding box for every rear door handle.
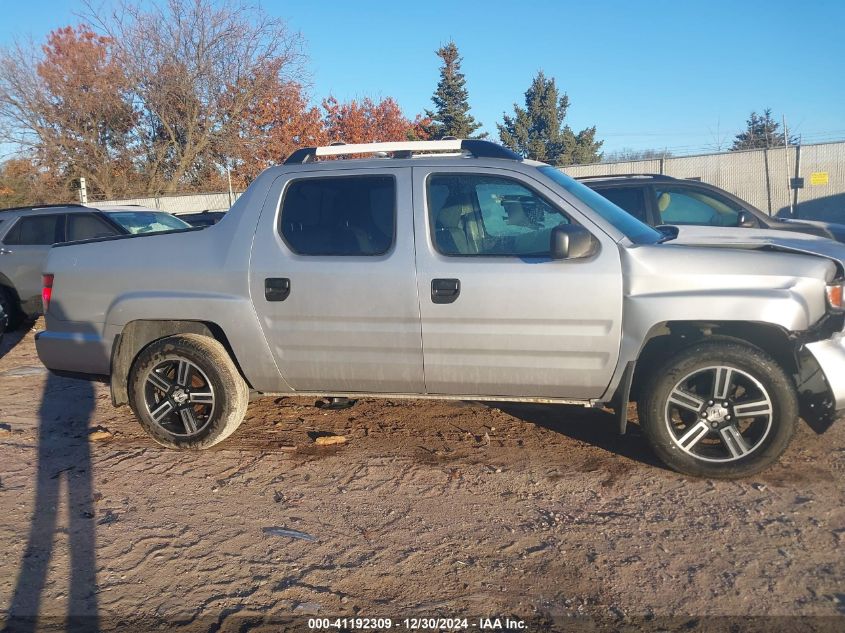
[0,248,12,255]
[431,278,460,304]
[265,277,290,301]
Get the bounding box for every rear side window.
[594,187,649,223]
[66,213,120,241]
[3,214,62,245]
[280,176,395,256]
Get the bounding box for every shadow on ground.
[5,372,100,632]
[492,402,667,470]
[0,322,33,361]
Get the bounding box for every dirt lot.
[1,322,844,632]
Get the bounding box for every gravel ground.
[0,321,844,632]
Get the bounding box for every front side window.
[4,214,62,245]
[66,213,121,241]
[280,175,395,256]
[428,173,570,257]
[654,187,743,227]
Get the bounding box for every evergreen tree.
[424,41,485,139]
[498,71,602,165]
[731,109,797,150]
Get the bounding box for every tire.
[638,340,798,479]
[0,287,23,331]
[127,334,249,449]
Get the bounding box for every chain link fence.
[94,191,242,215]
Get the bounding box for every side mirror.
[550,224,598,260]
[737,210,756,228]
[655,224,680,241]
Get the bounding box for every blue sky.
[2,0,844,155]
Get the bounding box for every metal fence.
[96,190,242,215]
[563,140,845,223]
[96,140,845,222]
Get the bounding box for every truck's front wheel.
[128,334,249,449]
[638,340,798,478]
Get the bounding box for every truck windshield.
[538,166,662,244]
[105,211,191,234]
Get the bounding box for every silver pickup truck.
[35,140,845,478]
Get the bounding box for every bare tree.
[84,0,306,194]
[0,27,137,199]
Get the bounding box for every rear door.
[0,213,64,308]
[249,167,425,394]
[412,166,623,399]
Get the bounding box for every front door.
[412,166,623,399]
[249,167,425,394]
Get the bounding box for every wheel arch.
[0,274,20,303]
[110,319,250,406]
[630,320,798,402]
[609,320,799,434]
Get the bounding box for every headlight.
[826,282,844,312]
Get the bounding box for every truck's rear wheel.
[638,340,798,478]
[128,334,248,449]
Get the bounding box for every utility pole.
[78,177,88,204]
[226,161,234,208]
[783,116,793,217]
[793,141,802,217]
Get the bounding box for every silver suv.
[0,204,190,327]
[34,140,845,478]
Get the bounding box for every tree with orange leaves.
[229,76,327,187]
[322,96,429,145]
[0,25,137,199]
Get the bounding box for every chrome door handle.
[0,248,12,254]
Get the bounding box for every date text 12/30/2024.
[307,617,527,630]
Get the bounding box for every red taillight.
[42,274,54,313]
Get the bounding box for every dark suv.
[580,174,845,244]
[0,203,191,328]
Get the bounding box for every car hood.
[668,225,845,273]
[777,218,845,241]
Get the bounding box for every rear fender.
[104,292,289,403]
